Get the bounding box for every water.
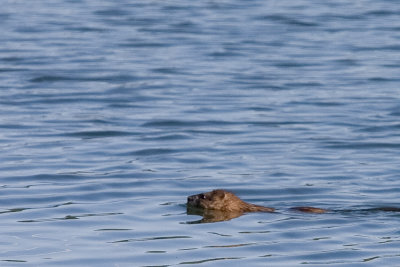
[1,0,400,266]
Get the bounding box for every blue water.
[1,0,400,266]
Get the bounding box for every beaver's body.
[187,189,326,217]
[186,189,399,223]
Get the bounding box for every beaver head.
[187,189,237,211]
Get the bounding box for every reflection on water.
[186,206,245,224]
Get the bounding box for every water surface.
[1,0,400,266]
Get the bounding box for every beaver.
[187,189,326,222]
[186,189,400,223]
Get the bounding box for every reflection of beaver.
[187,189,326,223]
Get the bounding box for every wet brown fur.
[187,189,326,214]
[290,206,326,213]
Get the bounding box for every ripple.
[64,130,135,138]
[323,141,400,149]
[29,74,137,83]
[110,235,192,244]
[256,14,320,27]
[179,257,243,265]
[142,119,237,128]
[132,148,178,156]
[18,212,123,223]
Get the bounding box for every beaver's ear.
[213,189,226,199]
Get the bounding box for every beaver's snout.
[187,195,197,202]
[187,194,200,206]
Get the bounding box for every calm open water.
[1,0,400,266]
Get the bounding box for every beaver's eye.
[199,194,206,199]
